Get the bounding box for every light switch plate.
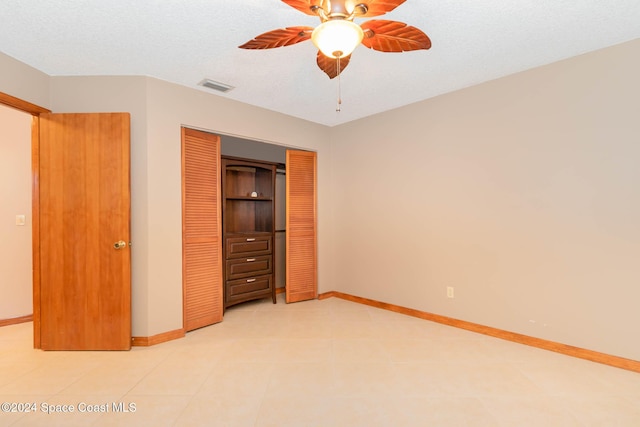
[16,215,26,226]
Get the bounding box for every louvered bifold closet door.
[286,150,317,303]
[182,127,223,330]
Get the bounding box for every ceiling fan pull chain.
[336,56,342,112]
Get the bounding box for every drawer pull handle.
[246,238,256,242]
[246,258,256,262]
[247,278,256,283]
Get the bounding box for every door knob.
[114,240,127,250]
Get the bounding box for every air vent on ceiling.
[198,79,235,93]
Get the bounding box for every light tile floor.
[0,294,639,426]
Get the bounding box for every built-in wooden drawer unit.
[222,157,277,308]
[223,233,274,308]
[226,255,272,280]
[226,275,272,304]
[225,235,272,258]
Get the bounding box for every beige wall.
[0,104,33,319]
[1,40,638,360]
[0,52,50,109]
[330,39,640,360]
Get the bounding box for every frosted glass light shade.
[311,19,364,58]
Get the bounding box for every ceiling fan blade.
[239,26,314,49]
[355,0,406,17]
[317,51,351,79]
[281,0,324,16]
[360,20,431,52]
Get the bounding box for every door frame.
[0,91,50,348]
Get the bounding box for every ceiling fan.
[239,0,431,79]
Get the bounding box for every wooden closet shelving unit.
[221,156,277,308]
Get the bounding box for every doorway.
[0,103,33,326]
[220,135,318,304]
[220,135,287,293]
[0,92,132,350]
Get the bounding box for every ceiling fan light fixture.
[239,0,431,80]
[311,19,364,59]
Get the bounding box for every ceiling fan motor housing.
[311,1,369,20]
[239,0,430,78]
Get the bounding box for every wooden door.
[38,113,131,350]
[181,128,223,331]
[286,150,317,303]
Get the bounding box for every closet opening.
[182,127,317,332]
[221,135,287,300]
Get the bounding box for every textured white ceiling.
[1,1,639,126]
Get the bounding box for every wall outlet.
[447,286,454,298]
